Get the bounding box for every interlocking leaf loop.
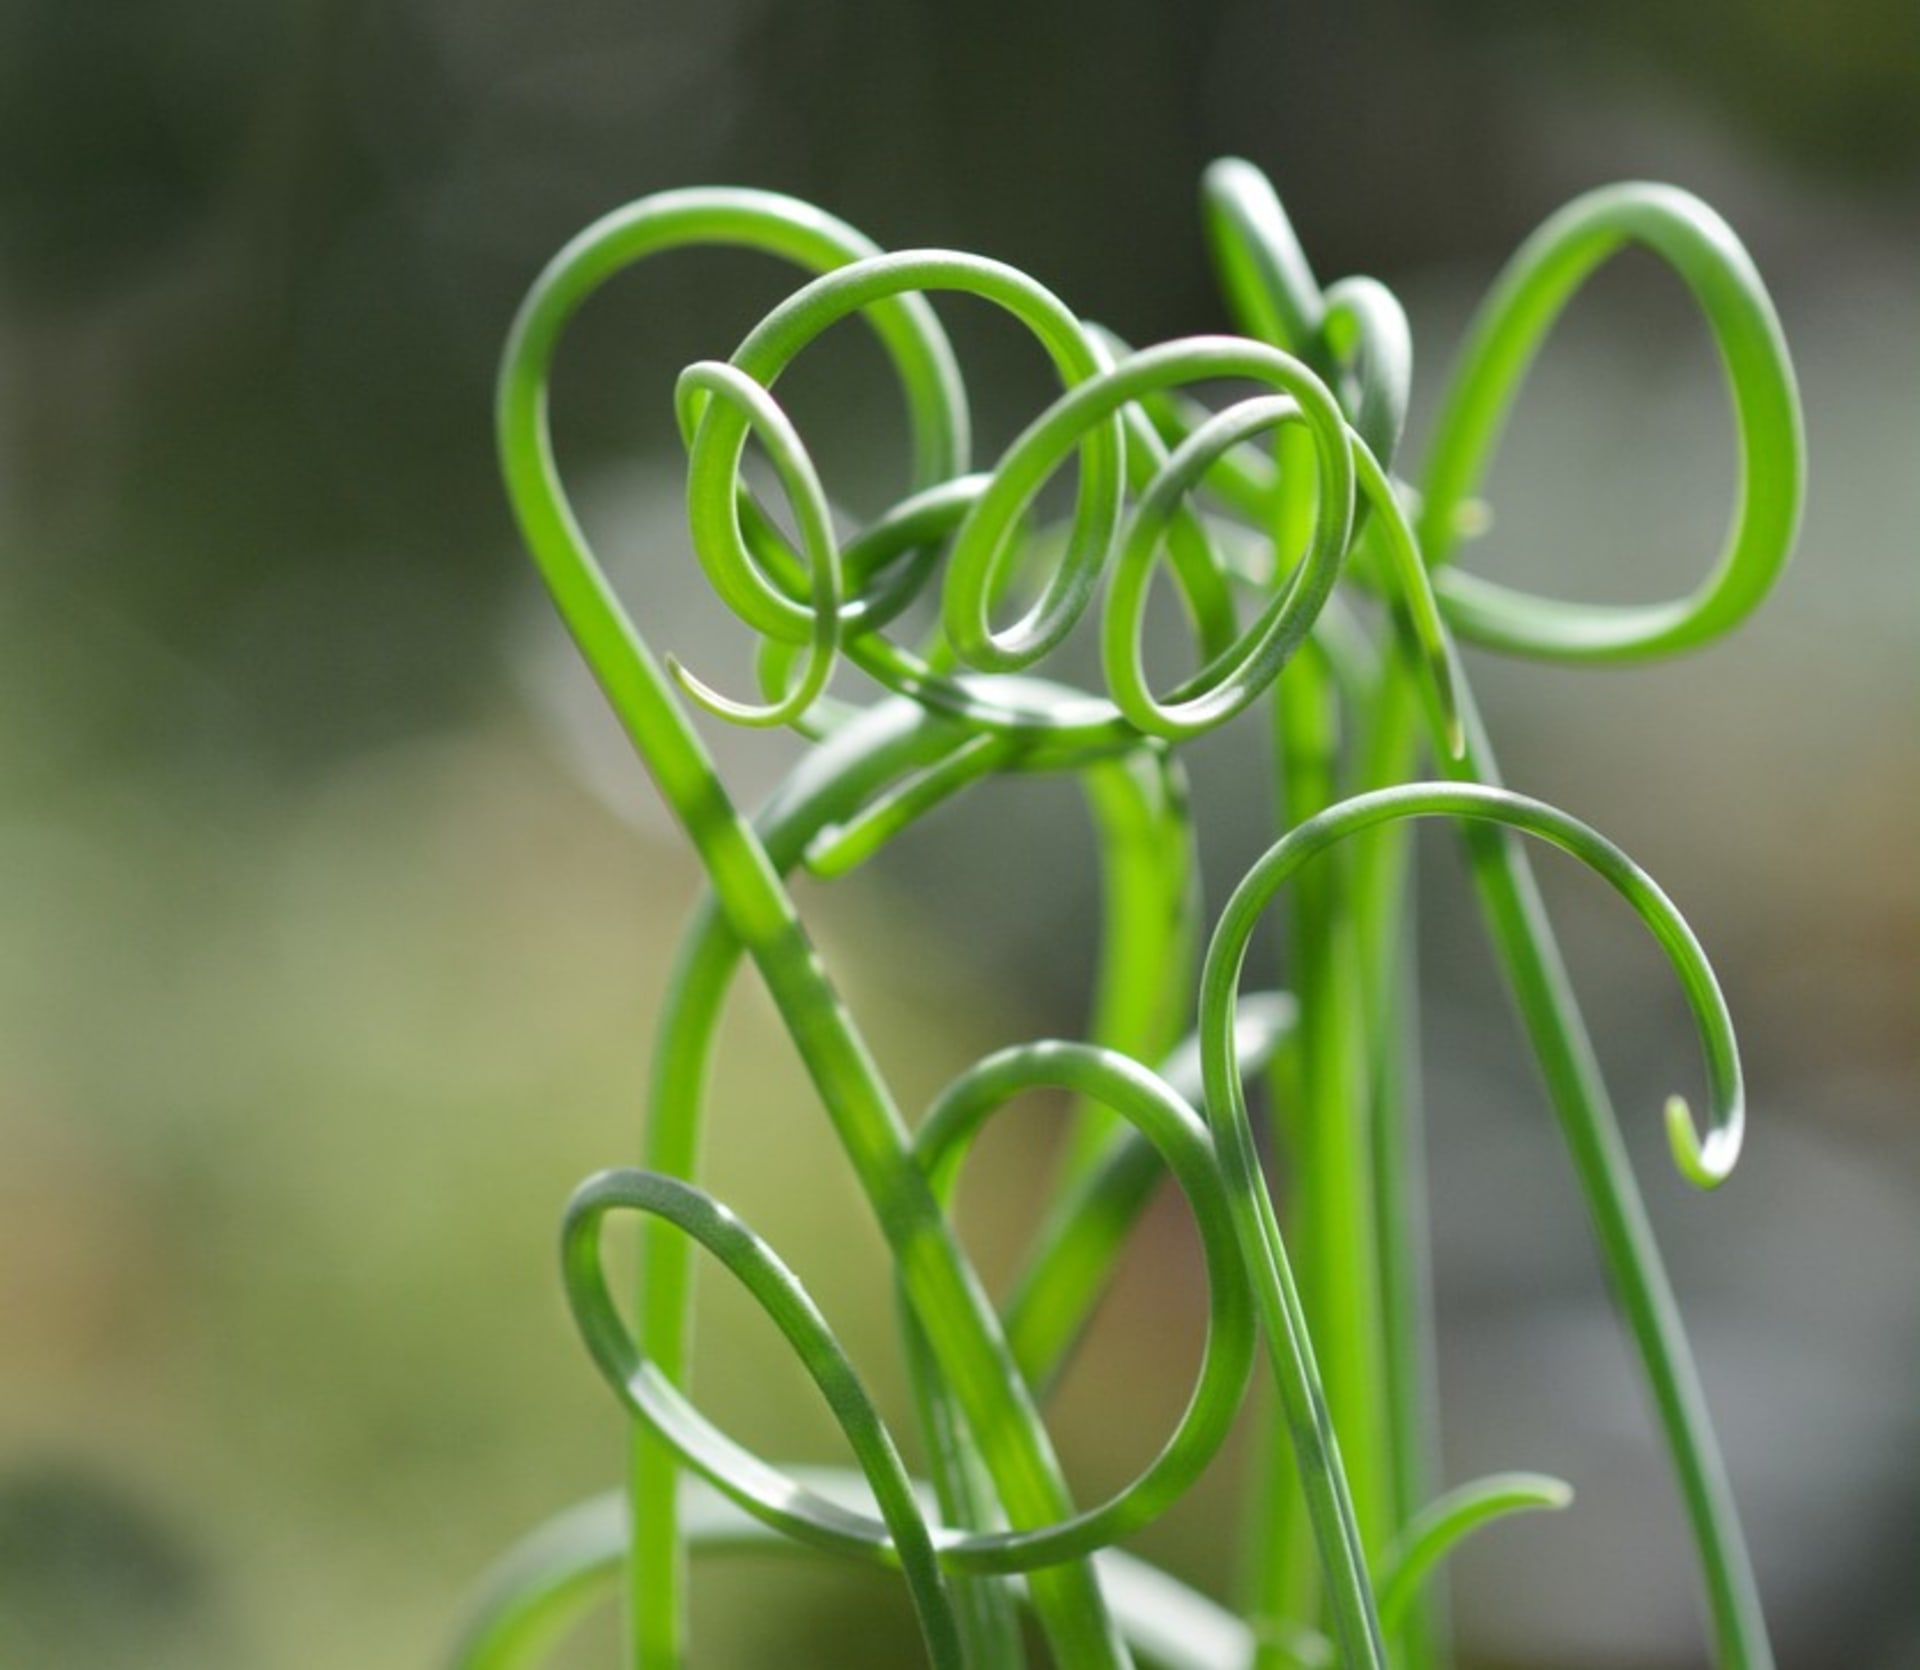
[465,157,1803,1670]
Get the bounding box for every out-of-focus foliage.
[1469,0,1920,176]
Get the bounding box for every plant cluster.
[457,157,1803,1669]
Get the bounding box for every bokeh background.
[2,1,1916,1666]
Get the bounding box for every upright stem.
[1243,641,1390,1670]
[1060,749,1201,1181]
[1389,616,1773,1670]
[633,708,961,1666]
[503,348,1132,1666]
[1350,653,1442,1670]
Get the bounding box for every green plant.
[457,156,1803,1669]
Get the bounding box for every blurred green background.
[2,1,1917,1666]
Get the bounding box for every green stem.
[504,232,1133,1659]
[1395,178,1800,1667]
[1349,653,1442,1670]
[478,160,1802,1670]
[633,704,975,1666]
[1438,674,1772,1669]
[1060,748,1201,1182]
[1276,644,1388,1568]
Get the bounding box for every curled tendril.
[480,154,1799,1670]
[690,272,1355,737]
[1106,392,1317,736]
[667,361,841,727]
[521,199,1400,752]
[561,1169,964,1668]
[562,1043,1257,1583]
[712,249,1124,671]
[1191,779,1748,1670]
[668,252,1087,656]
[953,335,1354,737]
[1417,182,1805,660]
[908,1041,1256,1567]
[1203,783,1745,1215]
